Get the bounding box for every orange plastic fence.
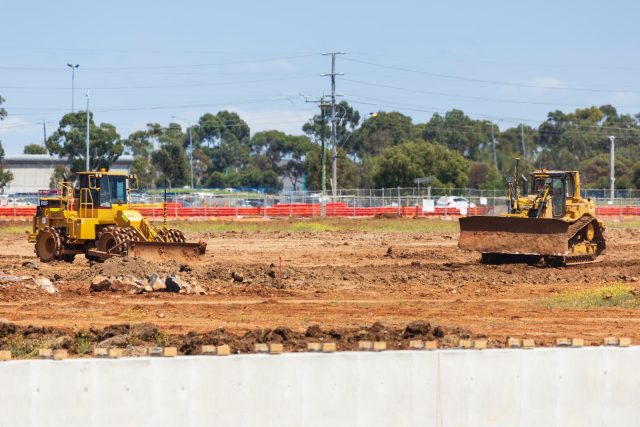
[0,204,633,219]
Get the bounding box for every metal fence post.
[263,195,268,220]
[353,195,356,217]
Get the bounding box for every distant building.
[2,154,134,193]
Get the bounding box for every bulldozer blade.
[128,241,207,262]
[458,216,570,256]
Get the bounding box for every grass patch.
[605,220,640,229]
[0,224,30,234]
[159,217,458,234]
[546,284,639,309]
[0,217,459,235]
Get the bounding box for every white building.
[2,154,134,193]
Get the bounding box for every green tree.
[251,130,312,191]
[350,111,418,158]
[124,126,159,188]
[468,161,503,189]
[147,123,190,187]
[49,165,70,189]
[0,141,13,192]
[581,154,632,189]
[632,162,640,189]
[304,146,359,191]
[196,112,251,174]
[46,111,123,173]
[373,140,468,188]
[23,144,48,155]
[303,101,361,157]
[423,109,494,160]
[0,96,13,192]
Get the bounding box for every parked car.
[435,196,476,209]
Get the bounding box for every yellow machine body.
[29,171,205,263]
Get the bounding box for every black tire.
[85,254,105,263]
[35,227,61,263]
[62,254,76,263]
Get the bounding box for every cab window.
[531,178,547,193]
[551,177,565,217]
[98,175,127,207]
[565,174,574,198]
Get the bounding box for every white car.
[435,196,476,209]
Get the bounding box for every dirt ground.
[1,218,640,355]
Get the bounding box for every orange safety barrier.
[0,204,636,219]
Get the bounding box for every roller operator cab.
[458,160,605,266]
[29,171,206,263]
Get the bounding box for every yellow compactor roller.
[459,160,605,266]
[28,170,206,263]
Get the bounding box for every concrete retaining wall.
[0,347,638,427]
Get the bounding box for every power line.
[0,75,316,91]
[0,45,320,56]
[0,54,317,72]
[343,57,640,93]
[350,51,640,72]
[341,78,640,108]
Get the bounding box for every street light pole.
[609,135,616,202]
[66,63,79,112]
[188,125,194,189]
[86,91,90,171]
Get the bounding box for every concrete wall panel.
[1,347,639,427]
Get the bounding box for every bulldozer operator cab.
[77,172,128,208]
[530,171,576,218]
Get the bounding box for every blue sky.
[0,0,638,154]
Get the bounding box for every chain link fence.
[1,186,639,219]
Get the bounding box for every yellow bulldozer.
[459,159,605,266]
[28,170,206,263]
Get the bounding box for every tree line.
[5,93,640,192]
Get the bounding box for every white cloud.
[0,117,45,155]
[0,116,40,134]
[500,76,572,96]
[526,76,569,90]
[607,91,639,108]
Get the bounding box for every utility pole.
[42,120,47,145]
[520,123,526,159]
[322,52,345,200]
[609,135,616,202]
[86,91,90,171]
[304,96,330,217]
[66,63,79,112]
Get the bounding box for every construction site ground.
[1,217,640,355]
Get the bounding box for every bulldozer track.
[566,215,594,240]
[558,215,605,266]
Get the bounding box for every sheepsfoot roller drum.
[458,162,606,267]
